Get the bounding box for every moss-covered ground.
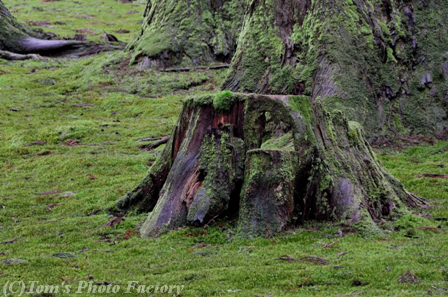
[0,1,448,296]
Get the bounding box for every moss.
[353,211,384,237]
[288,96,315,143]
[213,90,234,114]
[260,132,294,151]
[347,121,363,144]
[129,31,178,64]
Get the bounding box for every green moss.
[353,211,384,237]
[288,96,315,143]
[213,90,234,114]
[260,132,294,151]
[288,96,312,124]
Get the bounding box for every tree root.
[1,38,125,59]
[138,136,170,151]
[161,64,230,72]
[18,38,82,55]
[0,50,45,61]
[407,193,431,209]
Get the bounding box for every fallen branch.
[0,238,17,245]
[275,255,328,265]
[139,136,170,151]
[31,218,64,225]
[276,255,300,262]
[100,217,124,229]
[417,174,448,179]
[302,274,312,288]
[337,251,348,259]
[398,269,421,284]
[161,64,230,72]
[203,215,219,229]
[322,240,339,249]
[0,50,44,61]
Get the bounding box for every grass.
[1,1,448,296]
[7,0,146,43]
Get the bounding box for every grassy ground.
[7,0,146,43]
[1,1,448,296]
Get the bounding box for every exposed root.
[407,193,431,209]
[1,38,125,59]
[0,50,45,61]
[139,136,170,151]
[161,64,230,72]
[19,38,82,54]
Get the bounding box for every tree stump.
[117,92,421,238]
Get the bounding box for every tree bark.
[126,0,247,68]
[223,0,448,140]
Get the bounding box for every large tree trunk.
[117,0,441,238]
[223,0,448,140]
[126,0,247,68]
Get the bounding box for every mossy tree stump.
[117,93,420,238]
